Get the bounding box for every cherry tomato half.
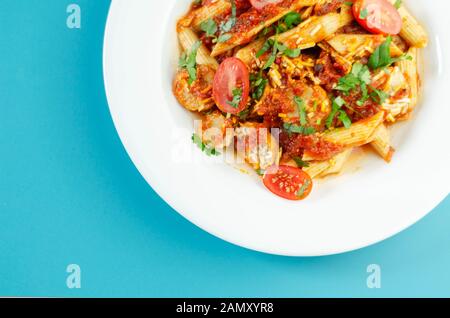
[213,57,250,115]
[249,0,283,10]
[263,165,313,201]
[353,0,402,35]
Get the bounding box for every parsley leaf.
[258,37,301,69]
[283,122,316,136]
[191,134,221,156]
[326,96,351,129]
[217,0,237,43]
[283,11,302,29]
[250,72,268,100]
[200,19,217,38]
[293,157,310,168]
[179,40,202,84]
[359,8,368,19]
[335,62,371,94]
[294,96,307,126]
[368,36,412,70]
[226,88,243,108]
[296,179,311,198]
[394,0,402,9]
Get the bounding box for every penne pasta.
[322,111,385,147]
[211,0,319,57]
[235,123,281,170]
[398,47,419,113]
[320,148,353,176]
[234,38,266,67]
[304,148,353,179]
[300,5,314,20]
[178,27,219,69]
[388,0,428,48]
[327,34,404,59]
[276,10,353,49]
[303,160,330,178]
[370,124,395,163]
[178,0,231,31]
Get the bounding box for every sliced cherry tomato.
[249,0,283,10]
[263,165,313,201]
[213,57,250,115]
[353,0,402,35]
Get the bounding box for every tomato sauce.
[314,0,345,16]
[231,0,295,39]
[314,52,346,92]
[280,132,343,161]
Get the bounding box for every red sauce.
[315,52,346,92]
[188,65,214,100]
[231,0,295,40]
[280,132,343,161]
[334,88,381,122]
[258,81,306,124]
[339,21,370,34]
[314,0,344,16]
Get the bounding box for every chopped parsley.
[368,36,412,70]
[200,18,218,38]
[296,179,311,198]
[217,0,237,43]
[257,37,301,70]
[359,8,369,19]
[369,85,389,104]
[394,0,402,9]
[283,122,316,136]
[191,133,221,156]
[260,11,302,36]
[334,62,388,109]
[227,88,243,108]
[293,157,310,168]
[250,72,268,100]
[178,40,202,84]
[326,96,352,129]
[335,62,371,94]
[294,96,307,126]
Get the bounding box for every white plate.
[104,0,450,256]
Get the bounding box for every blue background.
[0,0,449,297]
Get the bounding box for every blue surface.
[0,0,449,297]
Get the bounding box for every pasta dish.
[172,0,428,200]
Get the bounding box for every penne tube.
[322,111,385,147]
[303,160,330,178]
[398,47,418,113]
[178,28,219,69]
[370,124,395,163]
[211,0,319,57]
[304,148,353,179]
[178,0,231,31]
[276,10,353,50]
[300,5,314,20]
[327,34,403,59]
[320,147,353,176]
[387,0,428,48]
[235,123,281,170]
[234,38,266,67]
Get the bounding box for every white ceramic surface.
[104,0,450,256]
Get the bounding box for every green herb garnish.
[179,40,202,84]
[226,88,243,108]
[191,133,221,156]
[368,36,412,70]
